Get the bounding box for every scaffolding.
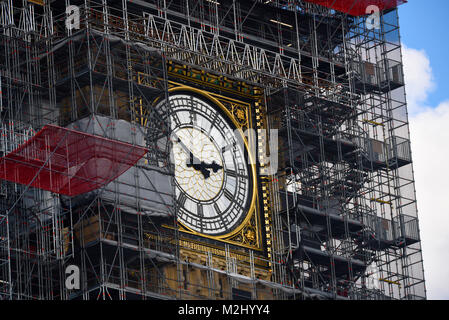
[0,0,426,300]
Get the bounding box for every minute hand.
[173,134,194,157]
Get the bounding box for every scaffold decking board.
[0,125,148,196]
[28,0,45,6]
[304,0,407,16]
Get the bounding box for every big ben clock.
[159,87,260,248]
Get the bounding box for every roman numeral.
[208,112,220,135]
[178,193,187,208]
[214,203,228,227]
[226,169,248,179]
[221,142,236,154]
[171,112,181,126]
[224,188,234,201]
[197,203,203,217]
[213,203,221,215]
[226,169,237,177]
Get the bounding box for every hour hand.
[202,161,223,173]
[185,152,211,179]
[200,164,211,180]
[174,135,219,179]
[197,160,223,180]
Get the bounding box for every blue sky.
[400,0,449,107]
[399,1,449,300]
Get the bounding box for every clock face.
[167,93,252,236]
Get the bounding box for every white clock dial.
[173,127,224,201]
[167,93,252,236]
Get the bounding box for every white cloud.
[409,101,449,300]
[404,45,449,300]
[403,45,435,114]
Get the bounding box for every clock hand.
[173,134,197,160]
[173,134,203,167]
[186,152,214,179]
[174,134,223,179]
[200,164,211,180]
[195,160,222,180]
[174,135,212,179]
[186,152,211,179]
[201,160,223,173]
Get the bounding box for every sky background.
[399,0,449,300]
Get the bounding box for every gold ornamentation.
[232,103,248,128]
[244,228,256,243]
[164,83,264,253]
[255,100,274,267]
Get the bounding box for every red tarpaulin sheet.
[0,125,148,196]
[303,0,407,16]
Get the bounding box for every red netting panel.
[0,125,148,196]
[303,0,407,16]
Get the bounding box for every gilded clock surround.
[136,62,274,269]
[167,85,262,251]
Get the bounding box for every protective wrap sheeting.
[0,121,147,196]
[303,0,406,16]
[64,115,174,217]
